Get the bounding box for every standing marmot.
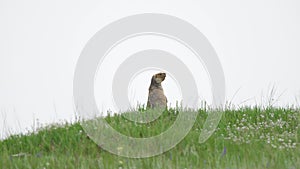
[147,72,167,109]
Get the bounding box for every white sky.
[1,0,300,139]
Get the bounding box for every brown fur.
[147,72,167,109]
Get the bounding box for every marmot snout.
[147,72,167,109]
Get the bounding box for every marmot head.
[150,72,166,87]
[154,72,166,83]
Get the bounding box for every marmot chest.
[148,88,167,108]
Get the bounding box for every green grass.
[1,107,299,169]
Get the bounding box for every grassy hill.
[1,107,299,169]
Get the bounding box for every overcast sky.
[1,0,300,139]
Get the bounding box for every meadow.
[1,106,299,169]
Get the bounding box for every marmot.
[147,72,167,109]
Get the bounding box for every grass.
[0,107,299,169]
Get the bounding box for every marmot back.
[147,72,167,109]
